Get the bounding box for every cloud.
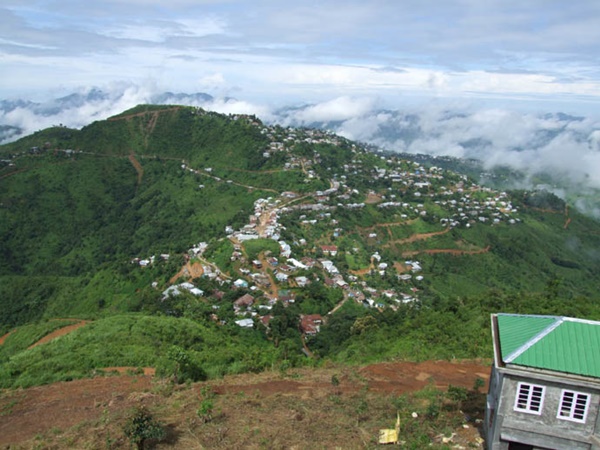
[99,17,226,43]
[277,96,600,201]
[203,98,273,118]
[0,82,273,140]
[4,0,600,109]
[285,96,377,124]
[2,82,600,216]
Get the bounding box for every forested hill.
[1,104,600,389]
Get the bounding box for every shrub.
[123,406,166,450]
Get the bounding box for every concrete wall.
[486,367,600,450]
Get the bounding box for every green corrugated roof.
[496,314,600,379]
[497,315,558,357]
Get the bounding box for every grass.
[0,319,79,357]
[2,364,487,449]
[0,314,281,389]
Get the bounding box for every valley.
[1,104,600,447]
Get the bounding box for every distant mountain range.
[2,89,600,219]
[0,89,214,117]
[0,89,214,142]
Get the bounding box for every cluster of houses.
[129,118,530,340]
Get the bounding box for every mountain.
[277,103,600,218]
[0,89,214,118]
[1,104,600,392]
[4,92,600,222]
[0,89,215,143]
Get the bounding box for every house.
[278,290,295,305]
[260,314,273,328]
[485,313,600,450]
[235,318,254,328]
[275,272,289,282]
[300,314,323,336]
[321,245,338,256]
[295,276,310,287]
[233,294,254,312]
[233,279,249,288]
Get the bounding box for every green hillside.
[1,105,600,388]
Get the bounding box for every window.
[514,382,545,414]
[558,390,590,423]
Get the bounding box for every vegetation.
[0,363,488,449]
[123,406,166,450]
[1,104,600,394]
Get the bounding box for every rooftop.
[492,313,600,379]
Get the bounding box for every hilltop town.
[132,113,522,343]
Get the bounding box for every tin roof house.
[485,313,600,450]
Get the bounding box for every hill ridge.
[1,104,599,397]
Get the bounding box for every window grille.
[514,383,545,415]
[558,390,590,423]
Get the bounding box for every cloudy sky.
[2,0,600,114]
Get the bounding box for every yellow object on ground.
[378,412,400,444]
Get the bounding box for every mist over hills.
[2,86,600,217]
[1,103,600,399]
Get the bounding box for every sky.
[2,0,600,216]
[3,0,600,115]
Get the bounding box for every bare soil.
[0,330,14,345]
[128,152,144,185]
[169,262,205,284]
[384,228,450,247]
[401,246,491,258]
[0,375,153,447]
[364,192,383,204]
[27,320,89,349]
[0,360,490,448]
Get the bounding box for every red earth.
[27,320,90,350]
[0,359,490,447]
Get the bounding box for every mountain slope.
[1,104,600,390]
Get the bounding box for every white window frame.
[514,382,545,415]
[557,389,590,423]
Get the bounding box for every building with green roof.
[485,313,600,450]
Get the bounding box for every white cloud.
[99,17,226,43]
[204,98,272,118]
[277,96,600,197]
[289,96,377,124]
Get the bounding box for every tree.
[123,407,166,450]
[166,345,206,384]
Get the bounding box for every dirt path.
[191,167,280,194]
[169,261,205,284]
[214,360,489,397]
[359,219,417,232]
[107,107,181,122]
[258,253,278,298]
[564,205,571,229]
[226,167,297,174]
[100,367,156,376]
[327,292,350,316]
[0,330,14,345]
[349,256,376,277]
[0,168,28,180]
[128,152,144,185]
[402,246,491,258]
[27,320,89,350]
[384,228,450,248]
